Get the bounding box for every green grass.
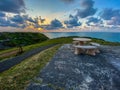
[91,37,120,46]
[0,45,61,90]
[23,37,73,51]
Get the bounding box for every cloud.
[10,15,26,24]
[27,16,45,24]
[76,8,97,18]
[107,16,120,25]
[0,16,25,28]
[0,0,25,13]
[0,14,46,29]
[0,18,10,27]
[80,0,94,9]
[86,17,103,26]
[10,15,46,28]
[64,15,81,28]
[100,8,120,20]
[100,8,120,25]
[51,19,63,28]
[27,16,46,28]
[0,12,10,27]
[61,0,75,3]
[75,0,97,18]
[0,12,6,17]
[45,19,63,30]
[27,17,36,23]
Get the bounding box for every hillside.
[0,32,49,49]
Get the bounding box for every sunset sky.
[0,0,120,32]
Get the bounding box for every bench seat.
[90,42,100,47]
[74,45,97,49]
[74,45,99,56]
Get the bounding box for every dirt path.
[0,50,19,58]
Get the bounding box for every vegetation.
[0,32,48,61]
[0,32,49,47]
[0,45,61,90]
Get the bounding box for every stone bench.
[90,42,100,53]
[90,42,100,47]
[74,45,99,56]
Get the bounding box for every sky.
[0,0,120,32]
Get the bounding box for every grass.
[91,38,120,46]
[0,45,61,90]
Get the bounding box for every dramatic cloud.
[75,0,97,18]
[51,19,63,28]
[0,16,25,28]
[64,15,81,28]
[27,16,46,28]
[7,15,30,28]
[45,19,63,30]
[0,13,46,29]
[100,8,120,25]
[0,0,25,13]
[27,16,45,24]
[86,17,103,26]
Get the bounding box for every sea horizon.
[43,32,120,42]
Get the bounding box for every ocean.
[43,32,120,42]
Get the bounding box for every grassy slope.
[0,45,61,90]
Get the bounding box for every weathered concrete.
[27,44,120,90]
[100,46,120,71]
